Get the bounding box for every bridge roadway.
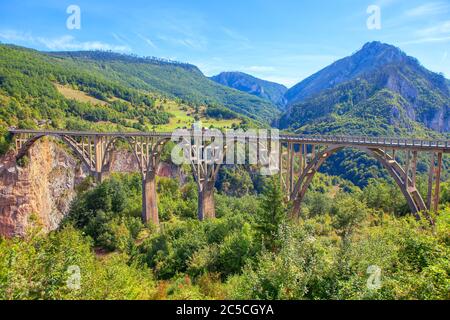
[8,129,450,152]
[8,129,450,225]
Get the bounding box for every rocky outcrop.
[0,140,183,237]
[0,139,87,237]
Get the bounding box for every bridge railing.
[280,134,449,149]
[8,129,450,150]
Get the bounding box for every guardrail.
[8,129,450,151]
[280,134,450,149]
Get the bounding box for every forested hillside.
[280,42,449,134]
[276,42,450,186]
[47,51,279,123]
[0,44,277,153]
[0,42,449,301]
[211,71,287,108]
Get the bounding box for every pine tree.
[256,177,286,251]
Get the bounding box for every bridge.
[8,129,450,224]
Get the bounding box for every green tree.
[255,177,286,251]
[331,195,368,241]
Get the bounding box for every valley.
[0,40,449,301]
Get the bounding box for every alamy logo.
[66,5,81,30]
[366,265,382,290]
[66,265,81,290]
[367,5,381,30]
[171,122,280,176]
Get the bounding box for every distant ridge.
[280,41,449,134]
[48,50,199,71]
[210,71,288,108]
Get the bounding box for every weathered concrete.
[142,172,158,225]
[198,181,215,221]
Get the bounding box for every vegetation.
[48,50,279,124]
[210,71,288,108]
[278,42,449,186]
[1,172,448,300]
[0,44,259,155]
[0,42,448,301]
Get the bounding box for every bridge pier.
[198,181,215,220]
[95,170,110,183]
[142,172,159,225]
[9,129,450,224]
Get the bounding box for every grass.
[156,102,242,131]
[55,84,109,106]
[55,84,241,131]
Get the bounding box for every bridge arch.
[290,145,426,220]
[16,134,93,171]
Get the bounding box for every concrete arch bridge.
[9,129,449,224]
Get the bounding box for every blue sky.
[0,0,449,87]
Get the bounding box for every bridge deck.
[8,129,450,153]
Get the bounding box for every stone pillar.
[291,198,301,220]
[94,136,105,183]
[433,152,443,212]
[96,171,110,183]
[198,181,215,221]
[142,172,159,225]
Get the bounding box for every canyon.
[0,138,180,237]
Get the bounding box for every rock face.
[280,42,450,133]
[0,139,87,237]
[0,140,183,238]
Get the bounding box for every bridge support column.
[142,172,159,225]
[96,171,110,183]
[433,152,443,212]
[198,181,215,221]
[93,136,111,183]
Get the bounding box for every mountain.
[46,51,279,124]
[280,41,450,134]
[0,44,276,150]
[210,71,287,108]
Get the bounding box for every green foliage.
[16,155,30,168]
[0,227,156,299]
[157,178,198,220]
[361,178,408,215]
[216,166,254,197]
[228,210,450,300]
[47,49,278,124]
[66,174,143,251]
[441,182,450,204]
[1,168,449,300]
[140,209,256,280]
[255,177,286,251]
[229,221,335,299]
[0,127,11,155]
[331,194,368,239]
[205,105,238,120]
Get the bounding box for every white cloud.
[111,33,130,45]
[262,76,299,87]
[405,2,449,17]
[0,30,34,42]
[38,35,130,51]
[400,35,450,45]
[157,34,206,50]
[222,27,249,42]
[0,30,130,52]
[136,33,157,49]
[243,66,276,73]
[416,20,450,37]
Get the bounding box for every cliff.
[0,139,87,237]
[0,140,183,237]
